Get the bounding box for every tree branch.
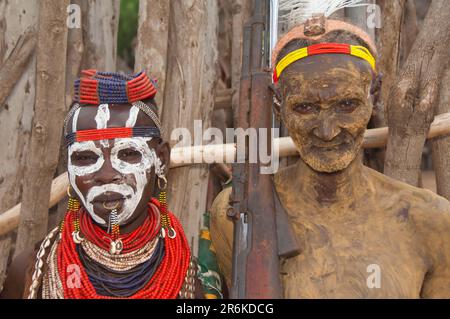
[0,28,36,107]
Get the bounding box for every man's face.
[279,54,373,173]
[67,103,169,226]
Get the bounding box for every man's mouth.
[313,142,344,148]
[310,140,352,152]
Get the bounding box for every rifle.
[228,0,300,299]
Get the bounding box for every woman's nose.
[94,157,122,184]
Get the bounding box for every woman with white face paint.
[2,71,202,299]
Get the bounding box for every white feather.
[278,0,369,30]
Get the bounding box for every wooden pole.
[377,0,406,123]
[161,0,219,257]
[1,112,449,238]
[79,0,120,71]
[15,0,70,256]
[431,66,450,200]
[134,0,171,115]
[384,0,450,186]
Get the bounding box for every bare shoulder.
[367,167,450,261]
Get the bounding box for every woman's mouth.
[91,192,126,210]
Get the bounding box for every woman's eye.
[118,149,142,161]
[337,99,360,113]
[293,103,317,114]
[71,152,98,165]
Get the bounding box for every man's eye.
[118,149,142,161]
[336,99,360,113]
[293,103,317,114]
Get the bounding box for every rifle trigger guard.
[226,206,238,219]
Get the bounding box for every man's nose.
[94,157,122,184]
[313,118,341,141]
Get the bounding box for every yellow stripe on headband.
[273,43,376,82]
[350,45,376,71]
[275,47,308,82]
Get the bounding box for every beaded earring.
[66,186,83,243]
[104,202,123,255]
[158,175,176,239]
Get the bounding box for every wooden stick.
[14,0,70,256]
[0,28,36,107]
[0,173,68,237]
[431,68,450,201]
[1,112,449,237]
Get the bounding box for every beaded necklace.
[79,202,160,253]
[56,199,190,299]
[77,239,165,297]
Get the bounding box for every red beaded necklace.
[79,203,160,253]
[57,198,190,299]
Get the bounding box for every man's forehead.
[282,55,372,85]
[281,55,372,99]
[71,104,154,131]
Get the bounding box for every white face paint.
[125,105,140,127]
[95,104,110,148]
[109,137,164,224]
[72,107,81,133]
[67,105,165,226]
[68,141,106,224]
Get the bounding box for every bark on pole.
[0,0,38,294]
[80,0,120,71]
[162,0,218,256]
[431,66,450,200]
[384,0,450,186]
[399,0,418,68]
[377,0,406,125]
[0,28,36,108]
[15,0,70,256]
[134,0,170,115]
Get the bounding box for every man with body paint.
[210,19,450,298]
[1,70,202,299]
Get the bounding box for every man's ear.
[370,72,383,113]
[269,83,282,119]
[156,140,171,172]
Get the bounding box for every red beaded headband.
[65,126,161,147]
